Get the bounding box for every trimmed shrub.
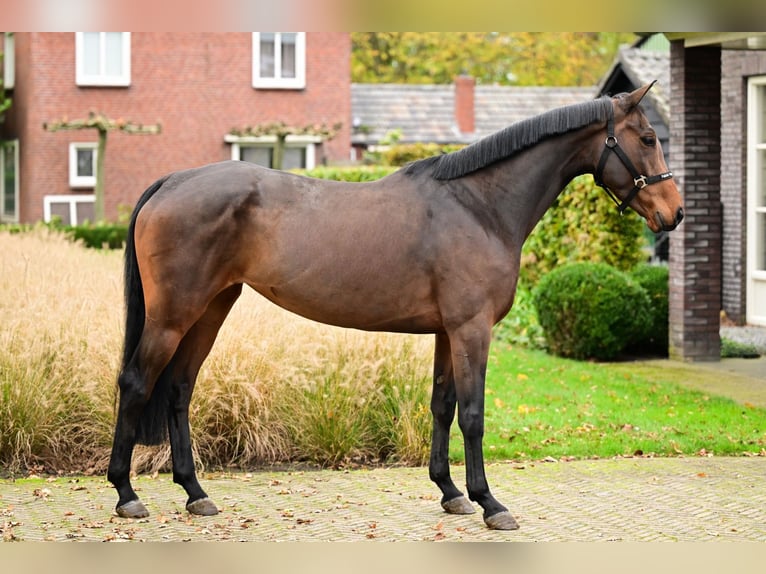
[380,143,464,166]
[533,262,650,361]
[520,175,647,286]
[65,222,128,250]
[628,264,669,354]
[293,165,397,182]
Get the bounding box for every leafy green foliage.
[628,264,669,354]
[0,220,128,250]
[493,283,546,349]
[721,338,761,359]
[377,143,464,166]
[66,222,128,250]
[520,175,647,286]
[533,262,650,360]
[293,165,397,182]
[351,33,635,86]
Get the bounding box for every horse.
[107,82,683,530]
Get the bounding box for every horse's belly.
[246,277,442,334]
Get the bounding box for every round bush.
[628,264,669,353]
[533,262,650,360]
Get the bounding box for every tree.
[228,122,341,170]
[351,33,635,86]
[43,112,161,222]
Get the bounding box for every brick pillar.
[668,41,722,361]
[454,75,475,134]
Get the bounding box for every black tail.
[120,175,173,446]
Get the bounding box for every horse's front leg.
[449,320,519,530]
[429,332,475,515]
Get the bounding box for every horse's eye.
[641,135,656,147]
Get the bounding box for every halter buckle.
[633,175,648,189]
[605,135,617,148]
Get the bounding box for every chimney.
[454,75,475,134]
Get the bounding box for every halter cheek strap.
[594,104,673,215]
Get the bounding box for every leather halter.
[594,103,673,215]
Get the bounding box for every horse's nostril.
[675,207,684,225]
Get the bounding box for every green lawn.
[449,345,766,462]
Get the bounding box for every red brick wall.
[6,32,351,222]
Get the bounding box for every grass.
[448,344,766,462]
[1,228,765,476]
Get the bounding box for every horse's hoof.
[115,499,149,519]
[484,510,519,530]
[441,495,475,515]
[186,497,218,516]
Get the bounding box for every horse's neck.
[479,127,599,241]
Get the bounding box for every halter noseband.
[594,103,673,214]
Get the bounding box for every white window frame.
[3,33,14,90]
[225,134,318,169]
[0,139,19,223]
[43,195,95,225]
[75,32,131,87]
[747,76,766,326]
[69,142,98,188]
[252,32,306,90]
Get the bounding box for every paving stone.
[2,457,765,541]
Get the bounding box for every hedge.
[533,262,650,361]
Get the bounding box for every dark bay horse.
[108,83,683,530]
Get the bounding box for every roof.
[351,83,596,145]
[598,41,670,124]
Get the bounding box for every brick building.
[0,32,351,223]
[666,33,766,358]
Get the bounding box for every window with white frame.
[226,134,318,170]
[44,195,95,225]
[747,76,766,325]
[3,33,14,90]
[0,140,19,223]
[75,32,131,86]
[252,32,306,89]
[69,142,98,188]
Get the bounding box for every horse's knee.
[430,399,456,426]
[457,407,484,439]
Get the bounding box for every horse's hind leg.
[108,326,185,518]
[166,284,242,516]
[429,332,474,515]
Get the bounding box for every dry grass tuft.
[0,229,434,474]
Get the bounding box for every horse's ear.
[621,81,657,111]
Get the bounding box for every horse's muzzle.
[657,206,684,231]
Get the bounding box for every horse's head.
[594,82,684,232]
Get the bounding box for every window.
[75,32,131,86]
[3,33,14,90]
[747,76,766,325]
[225,134,317,170]
[252,32,305,89]
[0,140,18,223]
[43,195,95,225]
[69,142,98,188]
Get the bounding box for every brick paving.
[3,351,765,542]
[2,457,765,542]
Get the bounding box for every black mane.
[405,96,613,180]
